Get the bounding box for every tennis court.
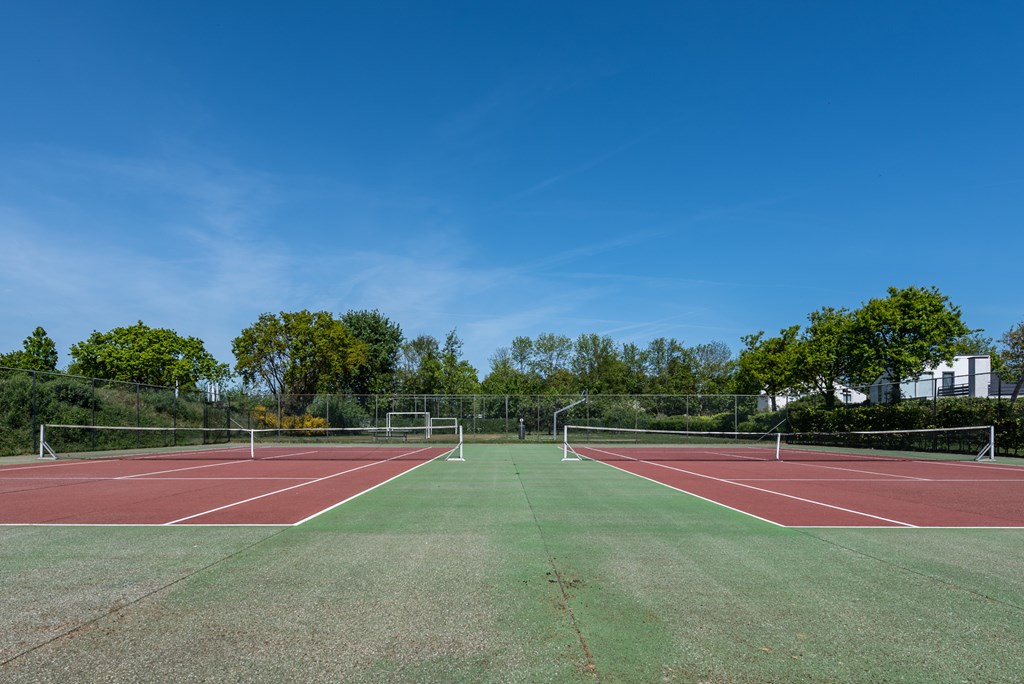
[563,424,1024,528]
[0,437,459,525]
[571,454,1024,527]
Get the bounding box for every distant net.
[562,426,781,462]
[39,423,464,462]
[778,426,994,463]
[563,425,995,463]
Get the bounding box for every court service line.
[116,460,251,479]
[163,447,435,525]
[786,461,930,480]
[583,447,918,527]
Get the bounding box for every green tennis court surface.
[3,444,1024,682]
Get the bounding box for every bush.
[648,413,733,432]
[784,397,1024,457]
[307,396,371,428]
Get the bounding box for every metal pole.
[31,371,37,453]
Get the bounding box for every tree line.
[736,285,1022,408]
[3,285,1023,403]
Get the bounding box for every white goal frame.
[386,411,431,437]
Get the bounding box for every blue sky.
[2,1,1022,375]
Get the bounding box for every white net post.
[976,425,996,461]
[38,424,58,460]
[446,425,465,461]
[562,425,580,461]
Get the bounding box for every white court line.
[0,475,312,482]
[784,461,930,480]
[116,460,251,479]
[581,459,785,527]
[0,523,288,527]
[292,456,439,525]
[164,447,436,525]
[257,449,319,460]
[732,477,1024,483]
[581,446,918,527]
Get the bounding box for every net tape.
[562,425,996,463]
[39,423,464,462]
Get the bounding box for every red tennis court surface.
[574,448,1024,528]
[0,446,452,526]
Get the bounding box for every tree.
[532,333,573,379]
[1,326,58,372]
[620,342,647,394]
[849,286,972,402]
[232,311,366,396]
[644,338,696,394]
[440,329,480,395]
[398,334,443,394]
[571,333,624,393]
[482,348,525,395]
[509,336,534,374]
[797,307,856,408]
[999,322,1024,379]
[691,341,735,395]
[737,326,800,411]
[340,309,403,395]
[69,321,229,388]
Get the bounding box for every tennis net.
[562,425,995,463]
[39,423,464,462]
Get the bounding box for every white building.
[868,355,992,403]
[756,384,867,412]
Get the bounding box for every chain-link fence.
[2,366,1022,457]
[0,367,235,457]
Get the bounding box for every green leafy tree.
[849,286,972,403]
[340,309,403,395]
[398,334,443,394]
[644,338,696,394]
[1,326,59,372]
[483,345,542,395]
[571,333,624,393]
[232,311,366,396]
[440,329,480,395]
[620,342,647,394]
[797,307,856,408]
[509,336,534,373]
[69,321,229,388]
[737,326,801,411]
[1000,322,1024,378]
[691,341,735,395]
[532,333,573,381]
[482,348,524,395]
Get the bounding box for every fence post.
[31,371,38,453]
